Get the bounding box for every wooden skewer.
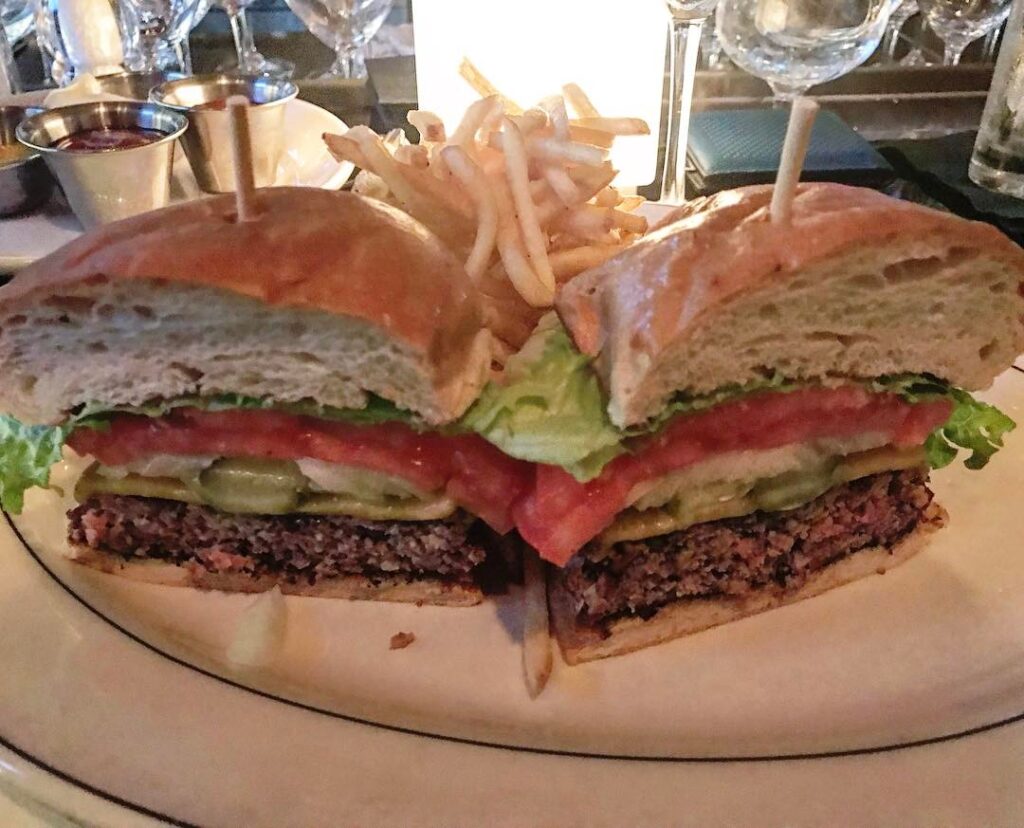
[227,94,258,222]
[770,97,819,226]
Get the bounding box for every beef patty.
[69,495,493,586]
[561,469,935,625]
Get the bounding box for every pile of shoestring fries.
[324,60,651,349]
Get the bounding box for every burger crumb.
[876,566,887,576]
[390,631,416,650]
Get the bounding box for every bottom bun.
[549,502,948,665]
[67,544,484,607]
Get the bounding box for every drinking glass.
[716,0,891,102]
[118,0,210,74]
[970,0,1024,194]
[283,0,394,79]
[660,0,720,203]
[1,0,32,44]
[918,0,1012,64]
[213,0,294,77]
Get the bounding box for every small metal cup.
[150,74,298,194]
[0,106,53,217]
[17,102,188,229]
[93,70,186,102]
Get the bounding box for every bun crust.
[0,188,490,425]
[557,184,1024,427]
[68,543,483,606]
[549,502,947,664]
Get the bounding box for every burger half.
[0,188,531,605]
[465,183,1024,662]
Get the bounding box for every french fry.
[323,132,372,170]
[552,204,615,240]
[497,220,553,307]
[351,169,390,201]
[549,244,627,281]
[567,125,615,149]
[611,208,648,234]
[394,144,430,168]
[501,117,556,294]
[619,194,646,212]
[459,57,523,115]
[521,550,552,699]
[562,82,600,118]
[529,135,608,167]
[511,108,549,136]
[450,94,505,148]
[407,110,446,143]
[441,145,499,282]
[542,165,581,207]
[347,127,473,250]
[540,95,570,141]
[593,186,621,208]
[383,127,407,149]
[570,116,651,136]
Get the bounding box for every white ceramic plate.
[2,373,1024,824]
[0,99,353,273]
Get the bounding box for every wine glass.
[660,0,720,203]
[918,0,1011,65]
[716,0,892,102]
[884,0,920,59]
[1,0,32,44]
[283,0,394,79]
[213,0,294,78]
[118,0,210,74]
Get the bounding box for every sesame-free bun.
[68,543,483,606]
[0,188,491,425]
[557,183,1024,428]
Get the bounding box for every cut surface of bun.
[557,184,1024,427]
[68,544,483,606]
[549,503,946,665]
[0,188,491,426]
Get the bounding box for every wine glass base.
[215,55,296,79]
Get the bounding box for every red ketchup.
[54,128,167,152]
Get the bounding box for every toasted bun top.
[557,183,1024,427]
[0,188,492,425]
[4,187,482,357]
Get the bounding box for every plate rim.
[7,367,1024,765]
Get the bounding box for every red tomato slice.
[514,387,953,566]
[67,409,531,533]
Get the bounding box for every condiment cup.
[17,101,188,229]
[150,74,298,193]
[0,106,53,217]
[93,70,186,102]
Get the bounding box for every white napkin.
[43,74,133,108]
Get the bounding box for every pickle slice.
[194,458,306,515]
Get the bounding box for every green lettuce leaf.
[873,374,1016,469]
[72,392,418,428]
[460,314,625,481]
[0,416,69,514]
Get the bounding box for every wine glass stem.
[660,16,705,204]
[944,40,966,65]
[228,8,261,72]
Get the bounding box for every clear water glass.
[1,0,32,44]
[970,0,1024,194]
[716,0,892,101]
[660,0,720,203]
[283,0,394,79]
[213,0,294,78]
[919,0,1011,64]
[118,0,210,73]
